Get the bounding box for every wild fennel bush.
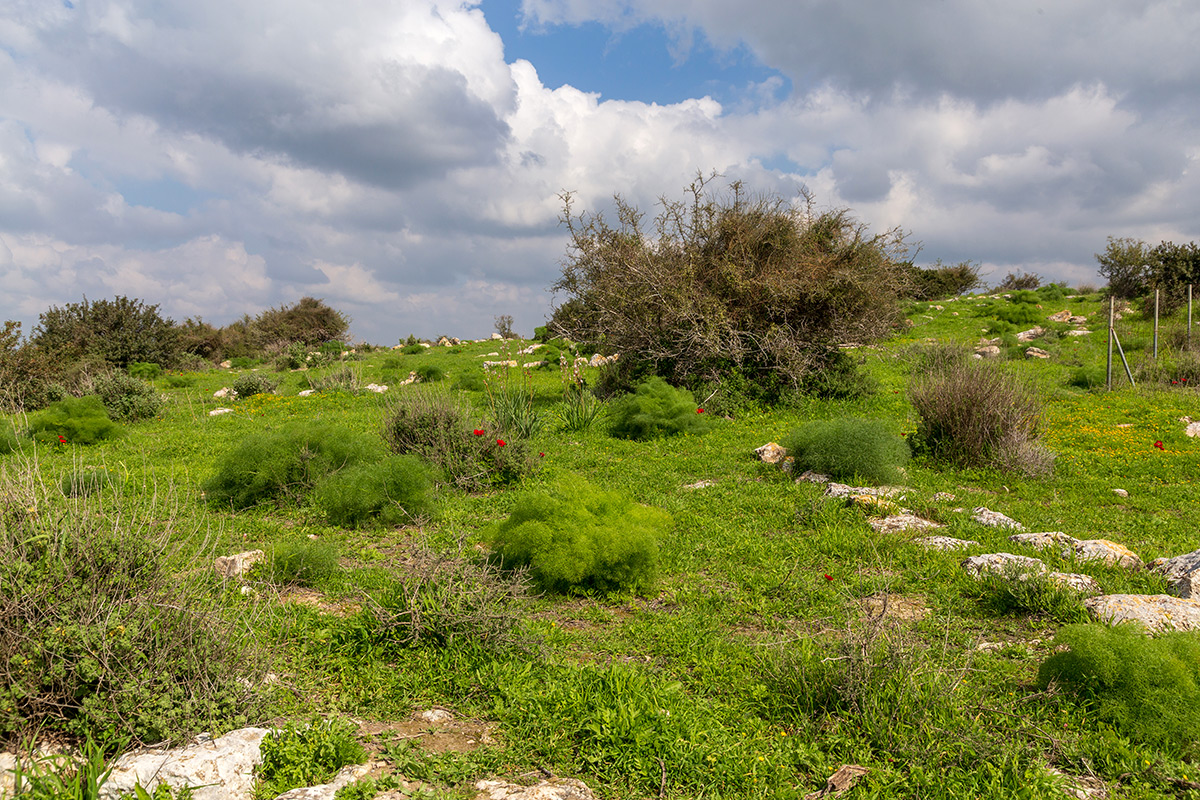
[783,417,909,485]
[608,377,713,440]
[126,361,162,380]
[262,538,342,588]
[1038,623,1200,757]
[203,422,379,508]
[490,475,669,595]
[28,396,121,446]
[314,456,434,528]
[92,371,163,422]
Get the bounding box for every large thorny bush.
[550,177,912,397]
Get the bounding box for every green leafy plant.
[909,359,1054,476]
[164,374,196,388]
[10,738,115,800]
[202,423,379,508]
[31,296,182,369]
[28,396,121,446]
[608,377,713,440]
[231,373,279,399]
[92,372,163,422]
[490,474,669,594]
[1038,624,1200,757]
[798,347,877,400]
[414,364,445,382]
[126,362,162,380]
[314,456,434,528]
[483,360,544,438]
[400,344,424,355]
[0,424,19,455]
[783,417,909,485]
[255,718,367,800]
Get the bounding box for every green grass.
[5,317,1200,799]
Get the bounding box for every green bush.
[28,396,121,446]
[249,297,349,349]
[0,328,61,412]
[0,424,19,456]
[453,372,485,392]
[203,423,379,508]
[608,377,714,440]
[400,344,424,355]
[382,389,537,491]
[262,538,341,588]
[314,456,434,528]
[381,356,402,370]
[255,718,366,800]
[996,271,1042,291]
[1068,365,1106,390]
[127,362,162,380]
[909,359,1054,476]
[490,475,669,594]
[232,373,278,399]
[92,372,163,422]
[905,259,982,300]
[1038,624,1200,757]
[31,296,182,369]
[307,366,360,393]
[0,471,260,745]
[783,417,909,485]
[165,374,196,388]
[229,356,258,369]
[798,347,877,400]
[415,364,445,382]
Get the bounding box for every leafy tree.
[250,297,349,348]
[1146,240,1200,313]
[31,296,181,368]
[995,271,1041,291]
[550,176,912,395]
[1095,236,1151,299]
[905,260,982,300]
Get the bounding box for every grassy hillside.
[4,290,1200,799]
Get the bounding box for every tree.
[1147,241,1200,313]
[906,260,982,300]
[31,296,181,368]
[249,297,350,348]
[549,176,912,396]
[1095,237,1151,299]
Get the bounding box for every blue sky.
[2,0,1199,343]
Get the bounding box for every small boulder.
[1149,547,1200,598]
[974,345,1001,359]
[1064,329,1091,336]
[869,514,943,535]
[1016,326,1045,342]
[972,508,1025,530]
[962,553,1046,579]
[795,470,829,483]
[755,442,787,464]
[214,387,237,399]
[1186,421,1200,438]
[1112,488,1128,497]
[208,408,234,416]
[365,384,388,393]
[298,389,316,397]
[913,535,978,551]
[213,550,265,579]
[1024,346,1051,359]
[219,360,233,369]
[1047,572,1103,596]
[1084,594,1200,633]
[1047,309,1073,323]
[475,778,596,800]
[98,727,272,800]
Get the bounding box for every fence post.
[1107,295,1114,390]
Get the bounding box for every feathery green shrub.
[28,396,121,446]
[314,456,434,528]
[126,362,162,380]
[490,475,669,594]
[1038,623,1200,757]
[783,417,909,485]
[608,377,713,440]
[415,364,445,382]
[262,538,341,588]
[202,423,378,508]
[92,372,163,422]
[231,373,278,399]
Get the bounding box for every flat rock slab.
[475,778,596,800]
[845,494,906,516]
[825,483,904,499]
[1047,572,1102,596]
[963,553,1046,579]
[1084,594,1200,633]
[913,536,978,551]
[98,728,272,800]
[1149,547,1200,598]
[273,762,374,800]
[1009,533,1143,570]
[869,515,943,535]
[972,508,1025,530]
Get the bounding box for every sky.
[3,0,1199,344]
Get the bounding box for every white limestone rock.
[1084,594,1200,633]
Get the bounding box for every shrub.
[31,296,183,369]
[905,259,982,300]
[273,342,308,371]
[249,297,350,349]
[307,366,360,393]
[255,718,366,800]
[798,347,877,400]
[902,342,972,375]
[484,366,544,438]
[400,344,424,355]
[1068,366,1106,390]
[608,377,714,440]
[494,314,515,339]
[995,271,1042,291]
[550,176,912,397]
[415,364,445,382]
[453,372,486,392]
[0,468,261,745]
[229,356,258,369]
[1096,237,1152,299]
[314,456,434,528]
[1038,623,1200,757]
[783,417,909,485]
[490,475,669,594]
[92,371,163,422]
[232,373,279,399]
[0,322,60,412]
[262,538,341,588]
[382,389,537,491]
[203,423,379,508]
[127,362,162,380]
[28,396,121,446]
[166,374,197,388]
[909,360,1053,476]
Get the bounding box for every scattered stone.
[974,345,1001,359]
[1047,572,1102,596]
[1016,326,1045,342]
[1008,531,1076,554]
[523,361,546,368]
[214,387,237,399]
[794,470,829,483]
[913,535,978,551]
[1084,594,1200,633]
[1112,488,1128,497]
[972,508,1025,530]
[825,483,903,499]
[962,553,1046,579]
[417,708,455,723]
[1187,421,1200,438]
[475,778,596,800]
[365,384,388,393]
[683,479,716,489]
[1047,310,1073,323]
[273,762,375,800]
[208,408,234,416]
[482,360,518,369]
[1047,768,1108,800]
[518,344,544,355]
[490,333,503,340]
[1065,329,1091,336]
[1067,315,1088,325]
[1149,547,1200,598]
[1008,532,1142,570]
[804,765,869,799]
[219,360,233,369]
[588,353,619,367]
[213,550,265,580]
[869,514,943,535]
[931,491,956,502]
[755,442,787,464]
[1024,346,1051,359]
[97,727,272,800]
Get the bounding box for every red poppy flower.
[696,408,705,414]
[473,429,484,436]
[497,439,506,447]
[1155,440,1165,450]
[824,574,834,581]
[539,452,545,457]
[57,435,67,444]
